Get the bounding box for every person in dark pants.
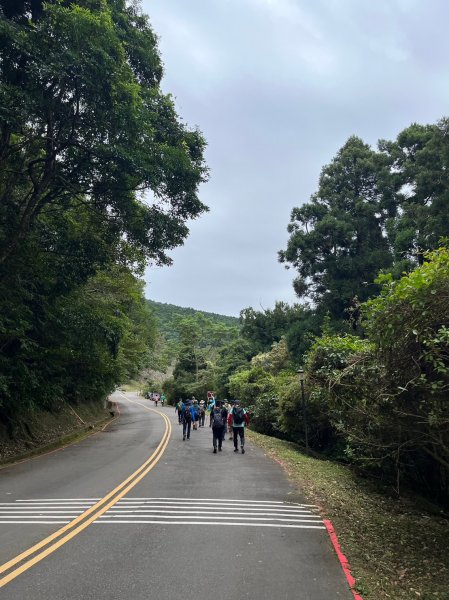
[229,400,248,454]
[199,399,206,427]
[182,400,193,441]
[176,399,183,424]
[211,400,227,453]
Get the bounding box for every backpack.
[183,406,192,421]
[211,409,224,428]
[233,407,244,425]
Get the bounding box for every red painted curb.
[323,519,364,600]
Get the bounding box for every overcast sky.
[142,0,449,316]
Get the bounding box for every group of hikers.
[174,395,249,454]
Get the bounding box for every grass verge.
[248,430,449,600]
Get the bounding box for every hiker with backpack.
[211,400,228,453]
[222,399,232,443]
[229,400,249,454]
[192,398,200,430]
[175,399,183,424]
[182,399,193,441]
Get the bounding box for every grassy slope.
[248,430,449,600]
[0,401,113,465]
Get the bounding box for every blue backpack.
[211,408,224,428]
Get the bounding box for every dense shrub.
[363,247,449,500]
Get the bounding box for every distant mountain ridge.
[147,300,240,341]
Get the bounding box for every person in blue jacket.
[192,398,200,430]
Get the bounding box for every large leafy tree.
[279,136,397,319]
[0,0,208,267]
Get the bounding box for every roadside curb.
[323,519,364,600]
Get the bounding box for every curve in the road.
[0,396,171,589]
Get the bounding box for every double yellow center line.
[0,396,171,588]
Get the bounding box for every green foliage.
[364,247,449,483]
[294,248,449,503]
[302,334,381,457]
[0,264,156,416]
[248,396,280,436]
[228,366,276,405]
[280,136,395,319]
[148,300,239,342]
[163,311,240,403]
[228,339,296,437]
[214,337,254,399]
[240,301,319,359]
[381,119,449,267]
[0,0,208,267]
[280,121,449,322]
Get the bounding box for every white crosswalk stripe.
[0,498,325,529]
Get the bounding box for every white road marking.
[106,510,318,517]
[0,516,78,519]
[99,514,321,523]
[0,504,94,507]
[0,521,70,524]
[121,497,317,506]
[114,501,314,510]
[15,499,101,502]
[97,520,326,529]
[0,498,323,529]
[113,504,314,513]
[0,512,83,515]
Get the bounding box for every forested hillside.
[148,300,239,341]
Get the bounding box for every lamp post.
[297,368,309,454]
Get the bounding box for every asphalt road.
[0,391,353,599]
